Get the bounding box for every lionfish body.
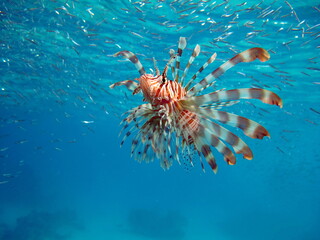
[110,37,282,173]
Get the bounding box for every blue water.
[1,0,320,239]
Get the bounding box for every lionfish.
[110,37,282,173]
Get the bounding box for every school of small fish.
[0,0,319,180]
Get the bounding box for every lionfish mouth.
[110,37,282,174]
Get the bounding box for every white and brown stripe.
[188,48,270,95]
[188,88,283,108]
[180,44,200,85]
[174,37,187,82]
[109,80,139,92]
[182,124,218,173]
[200,117,253,160]
[197,108,270,139]
[198,123,236,165]
[169,49,176,81]
[185,52,217,91]
[114,50,146,76]
[197,142,218,173]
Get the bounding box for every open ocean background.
[1,0,320,239]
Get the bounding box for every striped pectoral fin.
[204,119,253,160]
[114,50,146,75]
[109,80,139,92]
[200,119,254,164]
[240,47,270,62]
[188,48,270,95]
[192,130,218,173]
[200,144,218,173]
[195,108,270,140]
[250,88,282,108]
[204,127,236,165]
[189,88,282,108]
[232,88,282,107]
[216,110,270,139]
